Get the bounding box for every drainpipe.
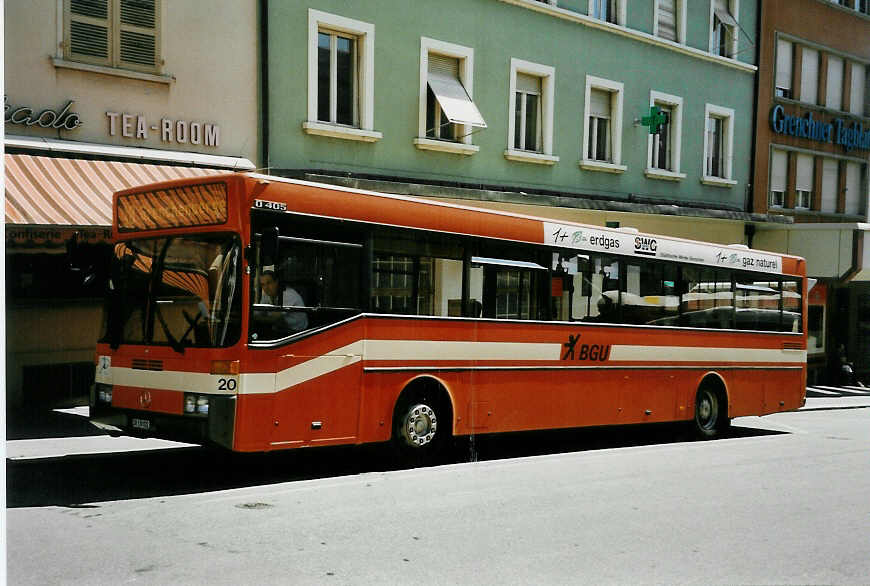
[747,0,762,228]
[260,0,270,172]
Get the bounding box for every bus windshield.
[103,234,242,350]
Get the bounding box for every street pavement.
[6,391,870,585]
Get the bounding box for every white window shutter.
[845,162,862,215]
[826,56,844,111]
[801,48,819,104]
[775,40,793,93]
[796,154,814,192]
[589,89,611,118]
[516,72,541,95]
[821,158,839,213]
[657,0,676,42]
[850,62,866,116]
[770,150,787,193]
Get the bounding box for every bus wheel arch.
[390,376,454,464]
[692,373,730,439]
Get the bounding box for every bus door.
[251,229,364,446]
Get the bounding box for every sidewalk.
[800,395,870,411]
[6,406,195,460]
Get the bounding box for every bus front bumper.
[89,388,236,450]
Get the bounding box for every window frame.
[645,91,685,181]
[62,0,162,75]
[709,0,739,59]
[581,75,626,174]
[505,59,558,165]
[304,9,381,143]
[701,103,736,186]
[414,37,480,156]
[587,0,626,25]
[774,37,794,99]
[653,0,686,44]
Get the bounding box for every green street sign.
[641,106,668,135]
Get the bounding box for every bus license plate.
[131,418,151,431]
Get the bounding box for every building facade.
[264,0,772,244]
[751,0,870,383]
[4,0,261,407]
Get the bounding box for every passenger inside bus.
[257,268,309,334]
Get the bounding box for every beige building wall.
[4,0,260,164]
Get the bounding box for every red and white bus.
[91,173,807,459]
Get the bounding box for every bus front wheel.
[391,382,452,466]
[693,385,730,439]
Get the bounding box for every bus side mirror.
[262,226,280,265]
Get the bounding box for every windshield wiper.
[178,308,203,349]
[154,300,185,354]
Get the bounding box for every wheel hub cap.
[402,403,437,447]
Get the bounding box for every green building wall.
[267,0,758,213]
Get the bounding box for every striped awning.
[4,153,226,227]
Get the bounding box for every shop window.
[65,0,161,73]
[6,244,111,303]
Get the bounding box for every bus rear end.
[90,178,244,449]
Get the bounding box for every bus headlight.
[96,383,113,404]
[196,396,210,415]
[184,394,210,416]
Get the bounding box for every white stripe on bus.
[102,340,806,395]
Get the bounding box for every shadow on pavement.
[6,422,786,508]
[6,408,106,441]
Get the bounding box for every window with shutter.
[821,158,839,213]
[775,40,793,99]
[656,0,677,42]
[769,150,787,208]
[119,0,157,69]
[795,154,814,209]
[800,48,819,105]
[68,0,111,65]
[65,0,160,73]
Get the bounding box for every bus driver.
[258,268,309,334]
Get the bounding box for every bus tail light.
[211,360,239,375]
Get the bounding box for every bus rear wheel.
[391,383,452,467]
[693,385,729,439]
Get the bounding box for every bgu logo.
[562,334,611,362]
[634,236,657,257]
